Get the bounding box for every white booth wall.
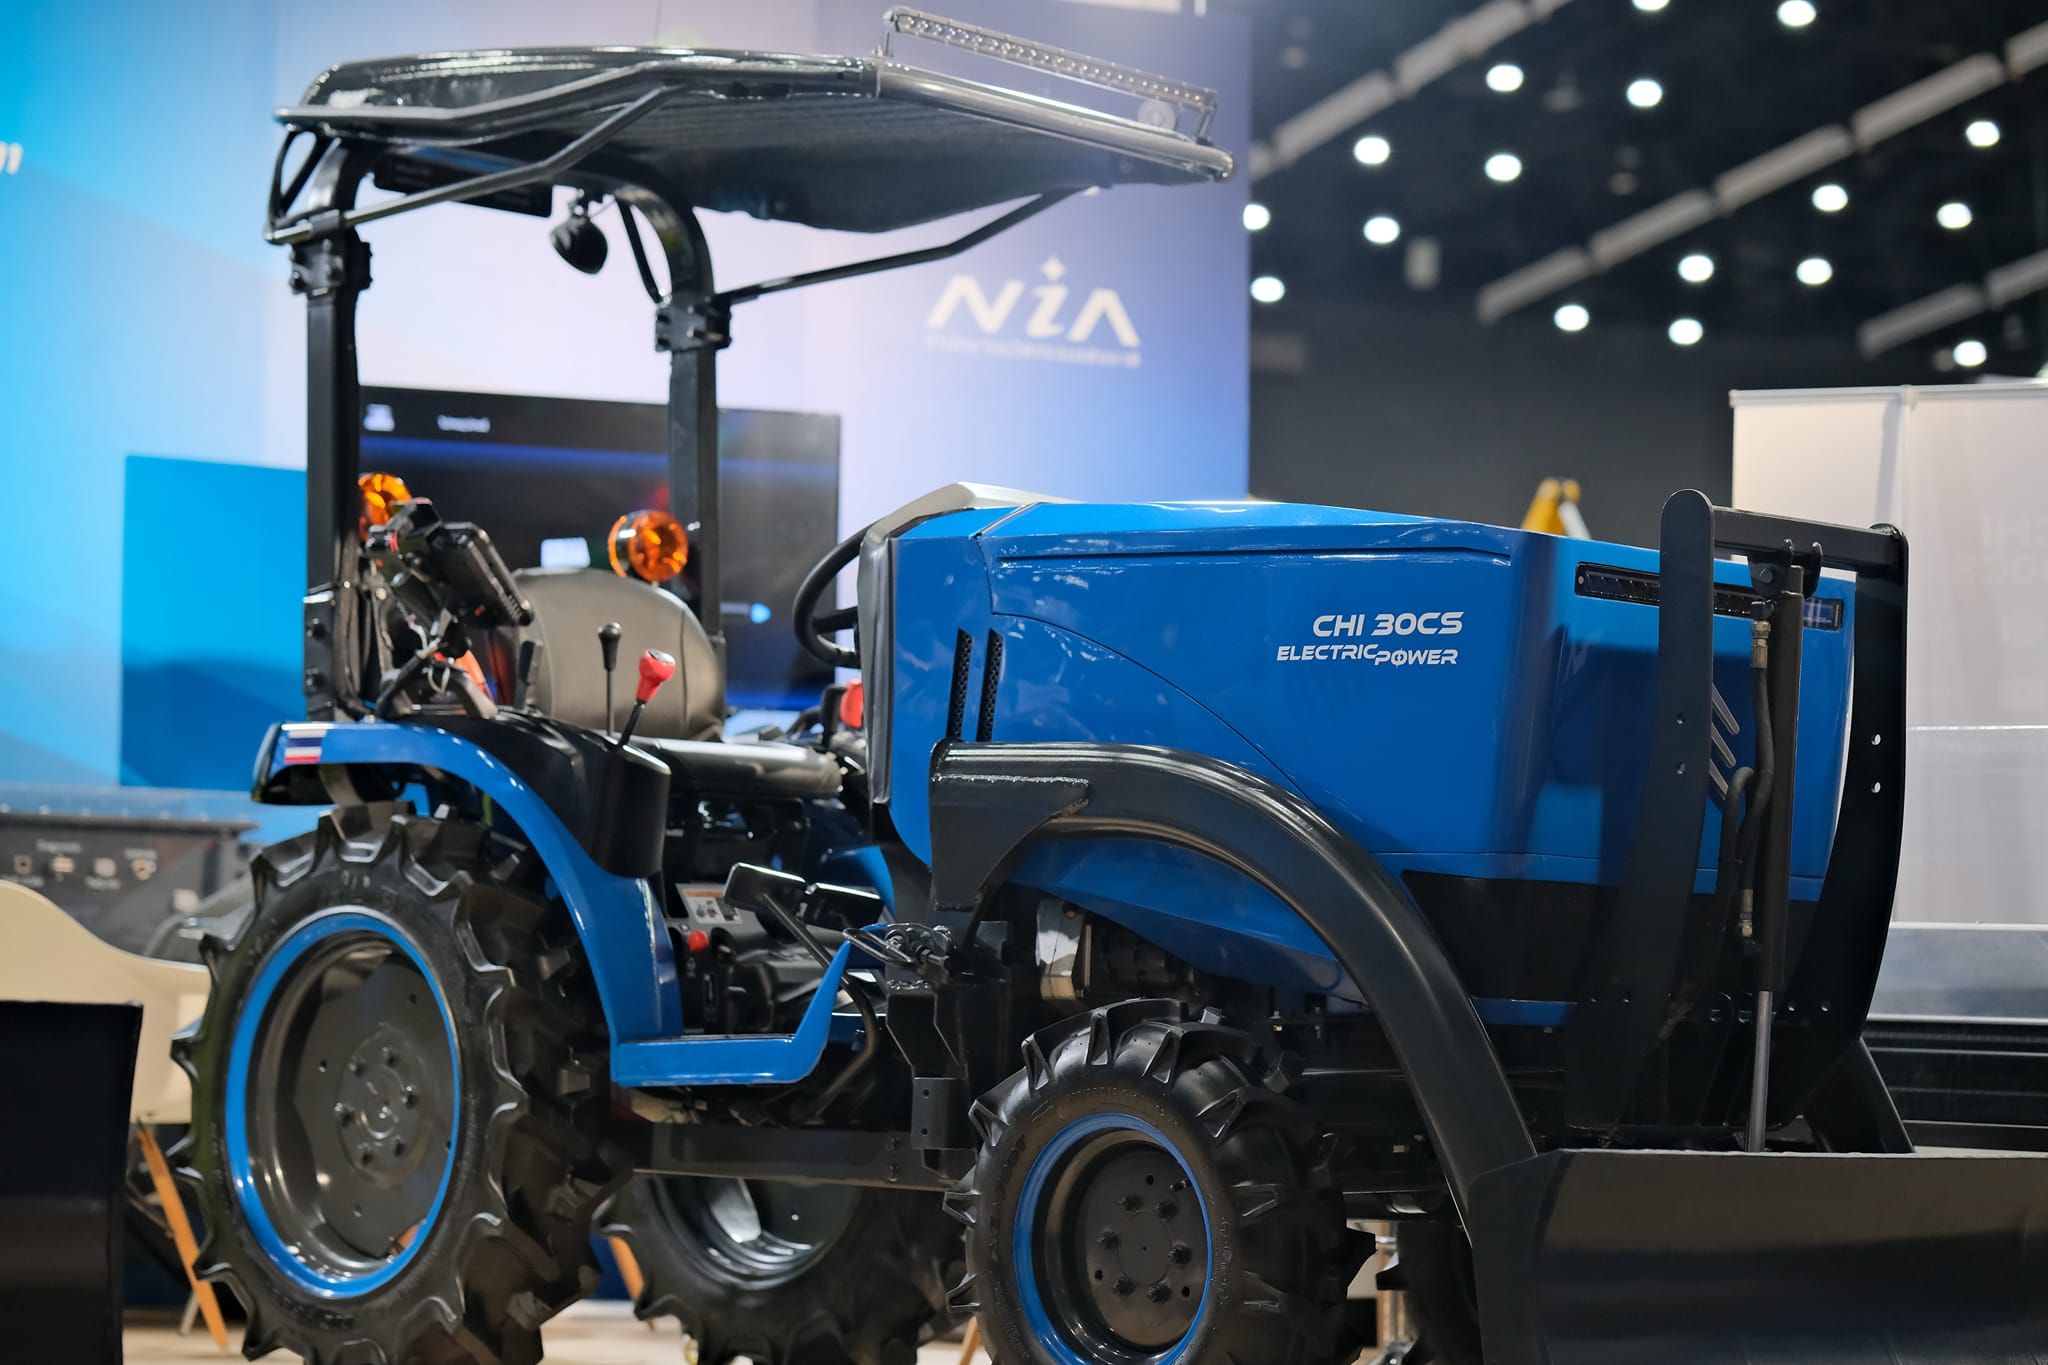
[1736,383,2048,928]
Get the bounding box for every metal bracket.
[1564,492,1908,1133]
[635,1123,948,1190]
[928,759,1090,915]
[268,83,674,246]
[289,235,370,299]
[654,297,731,355]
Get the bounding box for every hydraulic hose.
[1666,627,1776,1041]
[1733,634,1776,942]
[1741,618,1781,1153]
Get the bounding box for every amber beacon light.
[357,471,412,539]
[609,508,689,583]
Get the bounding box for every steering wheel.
[793,525,867,668]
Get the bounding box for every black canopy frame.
[269,7,1231,720]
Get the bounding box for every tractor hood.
[881,499,1855,906]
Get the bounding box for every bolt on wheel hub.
[1074,1147,1205,1344]
[333,1028,429,1172]
[1023,1117,1212,1364]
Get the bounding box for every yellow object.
[138,1124,230,1351]
[1520,477,1589,539]
[610,508,690,583]
[357,471,412,538]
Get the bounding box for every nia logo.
[925,256,1142,369]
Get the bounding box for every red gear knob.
[635,649,677,703]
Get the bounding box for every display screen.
[360,387,840,711]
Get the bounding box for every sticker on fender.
[1276,641,1460,666]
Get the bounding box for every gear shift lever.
[614,650,676,750]
[598,621,623,736]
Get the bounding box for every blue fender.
[258,719,682,1043]
[256,719,873,1089]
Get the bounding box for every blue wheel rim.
[1012,1113,1213,1365]
[224,908,461,1297]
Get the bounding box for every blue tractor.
[179,11,2048,1365]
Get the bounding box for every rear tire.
[955,1000,1363,1365]
[175,807,624,1364]
[605,1176,958,1365]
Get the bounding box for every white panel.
[1737,384,2048,927]
[1730,388,1901,528]
[1895,387,2048,731]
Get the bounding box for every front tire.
[956,1000,1362,1365]
[175,807,623,1364]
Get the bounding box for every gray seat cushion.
[514,568,724,740]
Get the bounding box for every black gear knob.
[598,622,624,735]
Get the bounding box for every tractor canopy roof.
[276,9,1233,234]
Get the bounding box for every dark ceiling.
[1215,0,2048,377]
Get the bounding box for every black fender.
[927,739,1534,1222]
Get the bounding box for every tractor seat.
[512,568,840,800]
[515,568,724,739]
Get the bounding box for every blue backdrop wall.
[0,0,1249,789]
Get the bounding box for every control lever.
[613,649,676,750]
[598,621,623,735]
[514,639,544,709]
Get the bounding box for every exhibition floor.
[123,1303,981,1365]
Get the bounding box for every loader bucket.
[1467,1148,2048,1365]
[0,1000,141,1365]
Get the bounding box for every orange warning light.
[358,471,412,539]
[609,508,690,584]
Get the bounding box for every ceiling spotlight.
[1669,317,1704,346]
[1811,182,1849,213]
[1678,252,1715,284]
[1777,0,1817,28]
[1626,78,1664,109]
[1486,63,1525,93]
[1364,215,1402,246]
[1243,202,1271,231]
[1966,119,2001,149]
[1953,338,1989,368]
[1796,256,1833,286]
[1353,134,1392,167]
[1937,201,1974,230]
[1251,275,1286,304]
[1486,152,1524,183]
[549,196,609,275]
[1633,0,1669,11]
[1554,303,1590,332]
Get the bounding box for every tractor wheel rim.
[659,1177,860,1281]
[226,909,460,1296]
[1015,1115,1212,1365]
